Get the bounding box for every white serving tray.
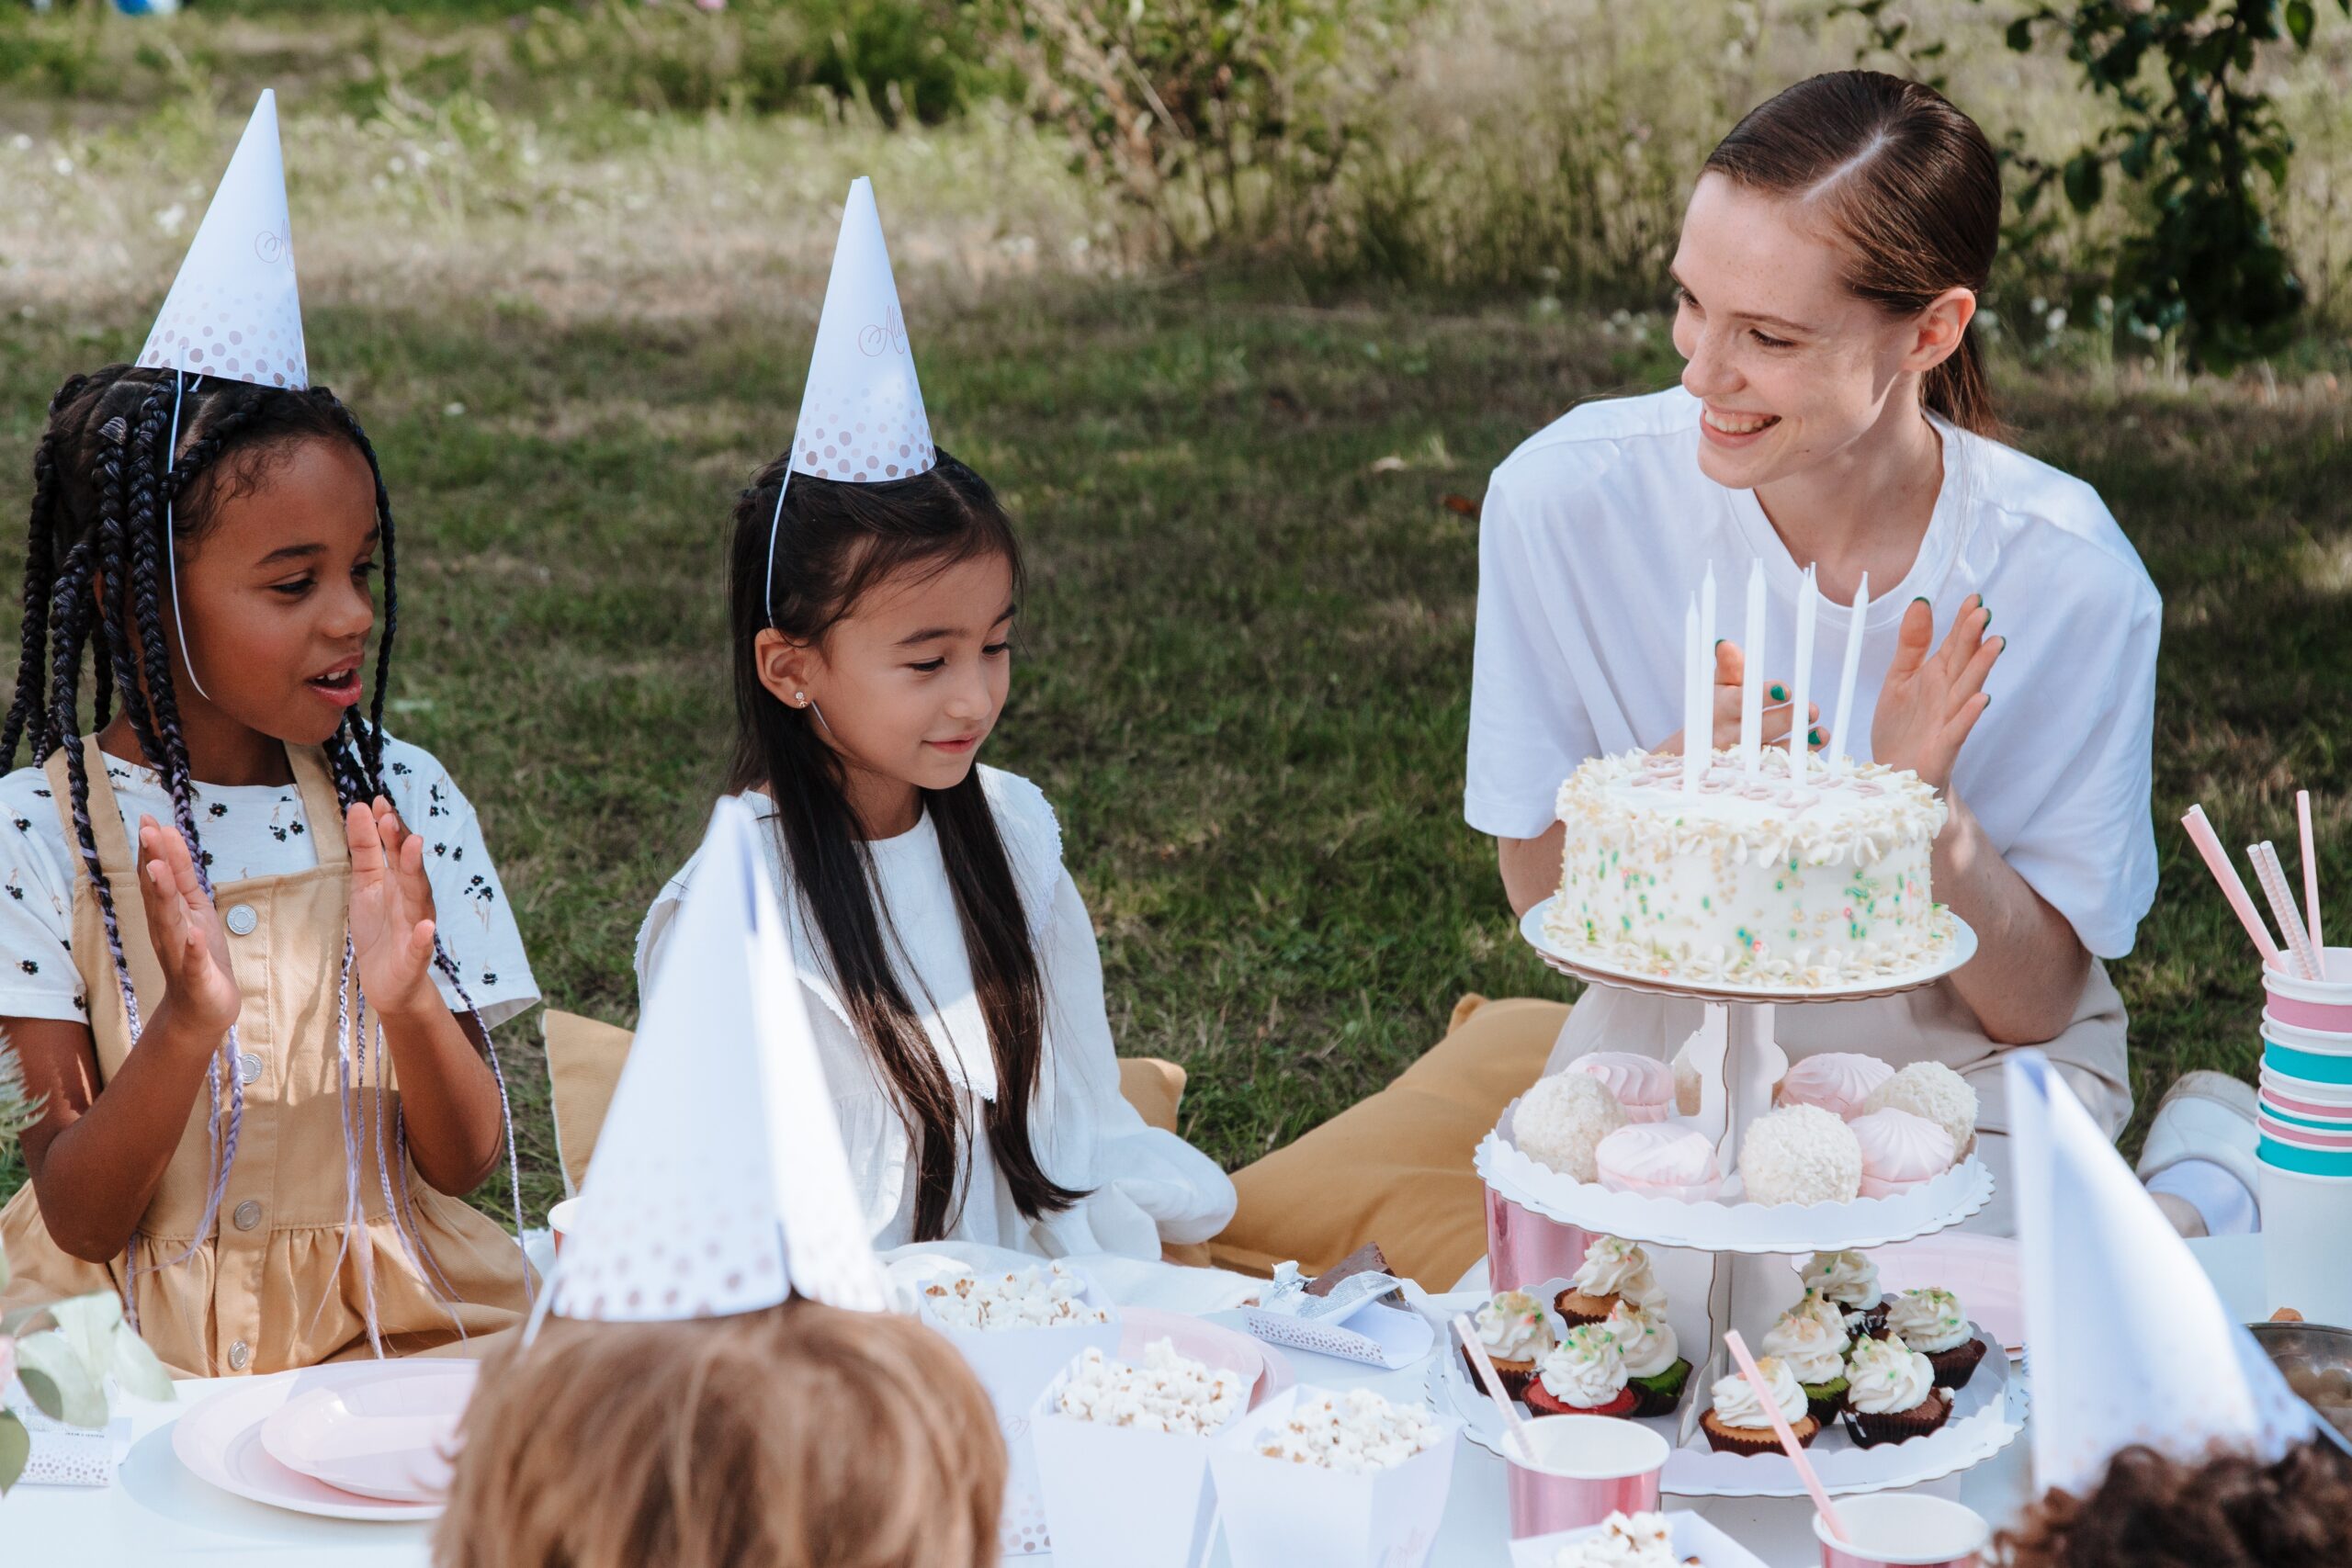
[1430,1327,2026,1500]
[1510,1510,1770,1567]
[1521,897,1976,1005]
[1478,1110,1994,1255]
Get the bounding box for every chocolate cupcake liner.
[1843,1389,1954,1448]
[1552,1287,1618,1328]
[1626,1359,1690,1418]
[1701,1410,1819,1455]
[1925,1336,1986,1391]
[1461,1343,1538,1403]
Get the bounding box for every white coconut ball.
[1515,1071,1629,1183]
[1737,1104,1863,1206]
[1861,1061,1979,1154]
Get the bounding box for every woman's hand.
[135,815,241,1043]
[349,796,443,1020]
[1872,595,2001,791]
[1659,641,1821,755]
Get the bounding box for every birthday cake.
[1546,745,1955,987]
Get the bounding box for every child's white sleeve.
[0,801,93,1023]
[398,761,540,1031]
[1032,871,1237,1258]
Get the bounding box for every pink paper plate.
[1118,1306,1293,1410]
[259,1363,476,1504]
[1868,1234,2023,1354]
[174,1363,471,1522]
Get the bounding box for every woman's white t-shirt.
[635,767,1238,1259]
[0,737,540,1031]
[1465,387,2160,1133]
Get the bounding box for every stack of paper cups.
[2258,948,2352,1326]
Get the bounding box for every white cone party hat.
[548,795,891,1320]
[786,176,934,485]
[137,89,308,390]
[2007,1052,2319,1493]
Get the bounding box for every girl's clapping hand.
[135,814,243,1041]
[348,796,442,1016]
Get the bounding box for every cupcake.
[1555,1235,1666,1326]
[1860,1062,1979,1156]
[1762,1303,1850,1425]
[1600,1300,1690,1417]
[1799,1251,1894,1337]
[1841,1334,1953,1446]
[1700,1356,1818,1455]
[1850,1109,1958,1198]
[1593,1122,1724,1201]
[1517,1072,1631,1183]
[1463,1289,1554,1400]
[1883,1288,1985,1390]
[1526,1323,1637,1419]
[1566,1052,1677,1123]
[1776,1052,1894,1121]
[1737,1105,1862,1206]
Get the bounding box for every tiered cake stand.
[1436,897,2026,1499]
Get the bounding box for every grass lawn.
[1,12,2347,1228]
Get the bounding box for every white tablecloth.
[6,1235,2272,1568]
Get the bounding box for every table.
[7,1235,2271,1568]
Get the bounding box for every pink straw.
[2183,806,2283,965]
[2252,841,2323,982]
[1724,1330,1849,1544]
[1453,1314,1533,1464]
[2300,791,2325,968]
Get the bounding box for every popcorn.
[1054,1341,1249,1437]
[922,1261,1111,1329]
[1551,1509,1696,1567]
[1254,1388,1441,1473]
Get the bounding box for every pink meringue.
[1850,1107,1957,1197]
[1777,1052,1896,1121]
[1593,1121,1725,1200]
[1566,1052,1676,1123]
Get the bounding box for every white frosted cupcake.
[1463,1289,1554,1399]
[1700,1356,1817,1454]
[1555,1235,1666,1325]
[1843,1334,1952,1446]
[1883,1287,1984,1390]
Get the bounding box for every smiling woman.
[1463,71,2169,1238]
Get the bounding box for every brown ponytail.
[1703,71,2002,436]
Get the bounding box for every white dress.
[636,766,1237,1258]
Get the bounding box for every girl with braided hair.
[0,362,539,1374]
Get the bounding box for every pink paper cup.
[1486,1188,1594,1292]
[1815,1494,1991,1568]
[2265,948,2352,1033]
[1504,1416,1668,1540]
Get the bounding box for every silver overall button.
[224,904,258,937]
[232,1200,263,1232]
[237,1051,263,1086]
[227,1340,250,1371]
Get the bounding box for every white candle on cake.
[1699,563,1717,772]
[1682,597,1705,794]
[1828,570,1870,770]
[1787,566,1816,782]
[1739,559,1766,777]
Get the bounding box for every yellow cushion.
[1207,995,1566,1290]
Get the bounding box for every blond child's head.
[435,1300,1003,1568]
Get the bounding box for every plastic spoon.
[1724,1330,1849,1544]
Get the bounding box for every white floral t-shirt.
[0,736,538,1031]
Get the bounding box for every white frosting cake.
[1548,746,1955,987]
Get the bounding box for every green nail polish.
[1912,595,1929,604]
[1770,683,1787,702]
[1809,728,1822,746]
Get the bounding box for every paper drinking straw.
[1724,1330,1849,1543]
[1453,1314,1533,1463]
[2182,806,2283,965]
[2253,840,2323,981]
[2301,791,2325,965]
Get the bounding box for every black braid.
[311,389,395,783]
[1,383,80,769]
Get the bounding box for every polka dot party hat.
[136,89,308,390]
[2007,1052,2321,1494]
[547,795,892,1322]
[786,176,933,487]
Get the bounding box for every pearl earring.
[795,691,808,706]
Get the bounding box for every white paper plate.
[258,1363,475,1504]
[174,1365,456,1522]
[1478,1114,1995,1254]
[1431,1327,2027,1499]
[1510,1510,1770,1567]
[1521,897,1976,1005]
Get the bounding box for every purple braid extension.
[431,944,533,1305]
[390,1111,467,1314]
[360,987,466,1335]
[304,934,380,1356]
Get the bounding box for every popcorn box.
[1027,1352,1248,1568]
[1508,1510,1770,1568]
[1206,1387,1462,1568]
[912,1265,1122,1556]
